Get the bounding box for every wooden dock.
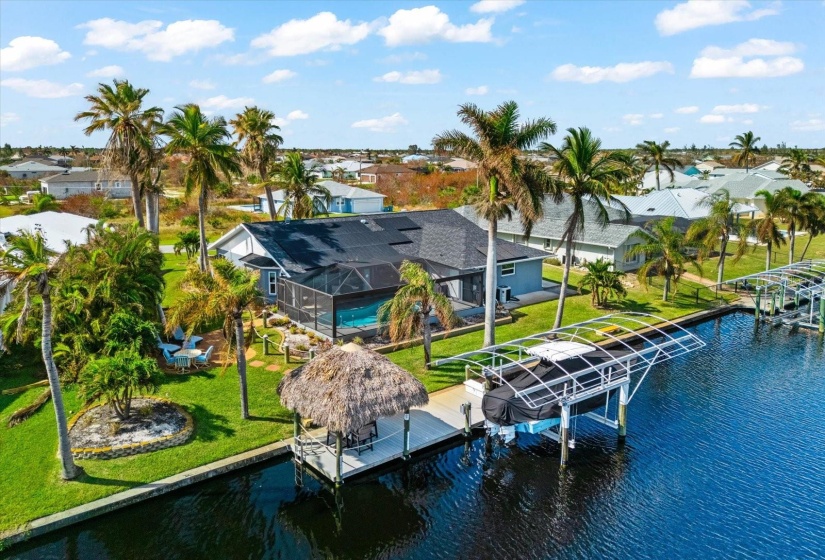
[294,384,484,482]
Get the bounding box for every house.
[614,188,759,222]
[0,211,98,312]
[639,169,694,191]
[359,164,421,185]
[445,157,478,172]
[319,160,365,181]
[209,210,547,340]
[680,172,810,215]
[695,160,724,174]
[401,154,428,164]
[40,170,132,199]
[0,160,67,179]
[455,195,649,272]
[255,180,387,216]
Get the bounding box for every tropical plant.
[166,258,261,419]
[580,258,626,307]
[628,217,703,301]
[101,309,158,356]
[635,140,682,190]
[273,152,332,219]
[687,189,748,284]
[78,350,160,420]
[433,101,558,346]
[774,187,820,264]
[23,193,60,215]
[174,230,200,260]
[230,106,283,220]
[540,127,628,328]
[162,104,241,271]
[0,230,80,479]
[751,189,787,271]
[377,260,460,367]
[612,151,645,195]
[798,194,825,261]
[75,79,164,228]
[778,148,812,180]
[729,131,761,172]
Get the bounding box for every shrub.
[180,214,198,227]
[289,326,298,334]
[295,344,308,352]
[545,257,562,266]
[78,351,161,420]
[214,181,234,198]
[352,336,364,345]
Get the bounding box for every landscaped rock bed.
[68,398,193,459]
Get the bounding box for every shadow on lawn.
[188,404,235,442]
[77,471,143,488]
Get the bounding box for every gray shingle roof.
[40,169,129,183]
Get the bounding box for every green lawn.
[704,231,825,282]
[161,252,193,307]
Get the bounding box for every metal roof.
[724,260,825,299]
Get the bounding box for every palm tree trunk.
[41,288,79,480]
[655,162,661,191]
[145,192,159,234]
[663,274,670,302]
[765,241,772,271]
[717,237,727,285]
[129,172,145,228]
[554,235,574,329]
[799,235,814,261]
[422,311,432,369]
[483,178,498,348]
[260,161,277,221]
[197,189,209,272]
[234,313,249,419]
[788,224,796,265]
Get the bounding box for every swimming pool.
[334,298,389,328]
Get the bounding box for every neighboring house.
[681,173,810,215]
[456,195,649,272]
[0,211,98,313]
[401,154,428,164]
[614,188,758,222]
[640,169,694,191]
[0,160,67,179]
[445,157,478,172]
[359,164,421,185]
[40,170,132,199]
[209,210,547,340]
[695,160,724,174]
[255,180,387,216]
[319,160,365,180]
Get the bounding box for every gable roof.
[217,210,546,276]
[0,160,65,173]
[258,180,385,202]
[360,164,419,175]
[614,188,758,219]
[0,212,97,252]
[41,169,130,184]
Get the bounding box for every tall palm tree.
[0,230,80,480]
[75,79,163,228]
[750,189,787,271]
[274,152,332,219]
[540,127,628,329]
[628,217,703,301]
[635,140,682,190]
[377,260,459,367]
[161,104,240,272]
[612,151,645,195]
[166,258,261,419]
[729,131,761,172]
[778,148,811,180]
[798,194,825,261]
[775,186,819,264]
[230,106,284,220]
[433,101,558,346]
[687,189,748,284]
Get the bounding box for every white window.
[624,244,639,263]
[268,271,278,295]
[501,262,516,276]
[114,181,121,188]
[543,239,555,251]
[94,182,103,191]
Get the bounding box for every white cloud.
[664,127,681,133]
[711,103,764,114]
[699,114,730,124]
[77,18,234,62]
[675,105,700,114]
[286,110,309,120]
[649,113,664,119]
[0,112,20,127]
[550,61,674,84]
[466,85,489,95]
[86,65,125,78]
[0,36,71,71]
[379,6,493,46]
[262,69,297,84]
[742,119,754,125]
[470,0,525,14]
[351,112,408,133]
[199,95,255,110]
[655,1,780,36]
[790,118,825,131]
[690,38,803,78]
[622,114,645,126]
[251,12,370,56]
[379,51,427,64]
[0,78,84,98]
[374,69,442,84]
[189,79,215,90]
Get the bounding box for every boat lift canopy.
[434,312,705,410]
[724,260,825,300]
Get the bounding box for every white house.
[40,170,132,200]
[255,180,387,216]
[614,188,759,221]
[679,172,811,215]
[0,160,67,179]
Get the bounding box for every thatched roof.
[278,343,429,434]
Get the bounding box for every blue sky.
[0,0,822,150]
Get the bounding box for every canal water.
[7,313,825,559]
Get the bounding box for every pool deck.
[295,383,484,482]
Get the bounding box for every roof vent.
[360,219,367,223]
[62,169,70,174]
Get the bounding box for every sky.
[0,0,823,150]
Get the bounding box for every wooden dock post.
[403,409,411,460]
[560,405,570,466]
[335,432,343,486]
[263,335,269,355]
[284,343,290,364]
[465,365,471,381]
[770,292,777,316]
[618,384,628,439]
[820,297,825,334]
[462,402,472,437]
[755,288,761,320]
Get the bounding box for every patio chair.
[172,326,187,342]
[174,355,192,372]
[194,345,214,368]
[348,425,375,455]
[182,335,204,348]
[162,348,177,367]
[157,336,181,353]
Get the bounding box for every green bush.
[78,351,161,420]
[295,344,308,352]
[180,214,198,227]
[545,257,562,266]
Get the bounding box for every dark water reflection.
[7,313,825,559]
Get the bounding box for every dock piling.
[461,402,472,437]
[560,405,570,466]
[820,297,824,334]
[618,384,628,440]
[335,432,343,486]
[403,409,411,460]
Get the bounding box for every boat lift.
[433,312,706,465]
[724,260,825,331]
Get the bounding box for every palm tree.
[540,127,628,329]
[23,194,60,215]
[167,258,261,419]
[635,140,682,190]
[729,131,761,172]
[580,258,626,307]
[0,230,80,480]
[75,79,163,228]
[687,189,748,285]
[798,195,825,260]
[778,148,811,180]
[751,190,787,271]
[274,152,332,219]
[377,260,459,367]
[433,101,558,346]
[629,217,702,301]
[775,187,819,264]
[161,104,240,272]
[230,106,284,220]
[612,151,645,195]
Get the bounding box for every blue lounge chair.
[194,345,214,368]
[157,336,181,353]
[162,348,177,367]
